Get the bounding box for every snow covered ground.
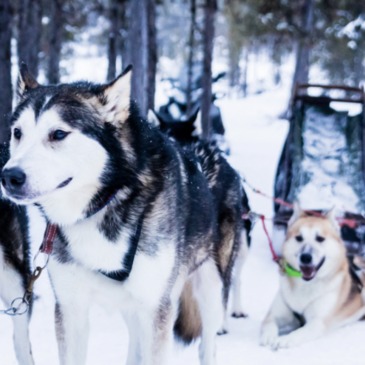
[2,84,365,365]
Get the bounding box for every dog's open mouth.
[300,257,325,281]
[57,177,73,189]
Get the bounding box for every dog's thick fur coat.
[0,202,34,365]
[149,109,251,323]
[1,65,244,365]
[0,144,34,365]
[260,207,365,349]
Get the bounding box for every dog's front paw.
[260,323,279,349]
[273,333,300,349]
[231,311,248,318]
[217,328,228,336]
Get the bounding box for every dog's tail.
[174,280,202,344]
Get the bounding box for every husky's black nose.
[300,253,312,265]
[1,168,27,190]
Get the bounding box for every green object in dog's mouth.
[284,258,326,280]
[284,262,302,278]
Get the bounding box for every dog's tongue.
[300,266,316,281]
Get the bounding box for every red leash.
[242,211,281,263]
[259,215,280,263]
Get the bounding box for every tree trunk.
[186,0,196,116]
[201,0,217,139]
[147,0,157,111]
[17,0,42,77]
[228,44,240,89]
[241,42,250,97]
[353,48,364,87]
[226,2,242,91]
[119,0,129,70]
[47,0,64,84]
[125,0,148,116]
[107,0,122,81]
[286,0,314,117]
[272,37,282,86]
[0,0,13,144]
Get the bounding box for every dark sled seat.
[274,84,365,258]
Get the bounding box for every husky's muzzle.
[299,252,325,281]
[1,167,72,201]
[1,167,27,199]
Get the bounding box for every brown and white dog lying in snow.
[260,207,365,349]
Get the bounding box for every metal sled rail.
[295,83,365,104]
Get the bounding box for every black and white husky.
[0,143,34,365]
[1,64,244,365]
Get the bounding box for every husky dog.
[260,207,365,349]
[1,64,241,365]
[192,142,250,329]
[150,109,228,153]
[148,109,200,145]
[149,109,251,322]
[0,143,34,365]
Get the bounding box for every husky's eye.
[316,235,325,243]
[13,128,22,140]
[295,235,303,242]
[50,130,69,142]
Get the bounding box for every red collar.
[40,223,58,254]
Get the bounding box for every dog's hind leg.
[274,320,326,349]
[216,220,240,335]
[230,229,249,318]
[193,258,224,365]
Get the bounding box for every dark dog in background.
[149,109,252,328]
[0,145,34,365]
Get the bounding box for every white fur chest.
[48,210,179,314]
[62,213,132,273]
[280,273,346,324]
[47,235,177,313]
[280,276,332,315]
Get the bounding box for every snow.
[2,82,365,365]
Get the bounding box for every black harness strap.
[99,210,145,282]
[84,188,118,219]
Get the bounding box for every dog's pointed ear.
[288,202,306,226]
[325,206,340,231]
[192,110,203,137]
[101,65,132,125]
[188,107,200,125]
[17,63,40,100]
[147,109,161,128]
